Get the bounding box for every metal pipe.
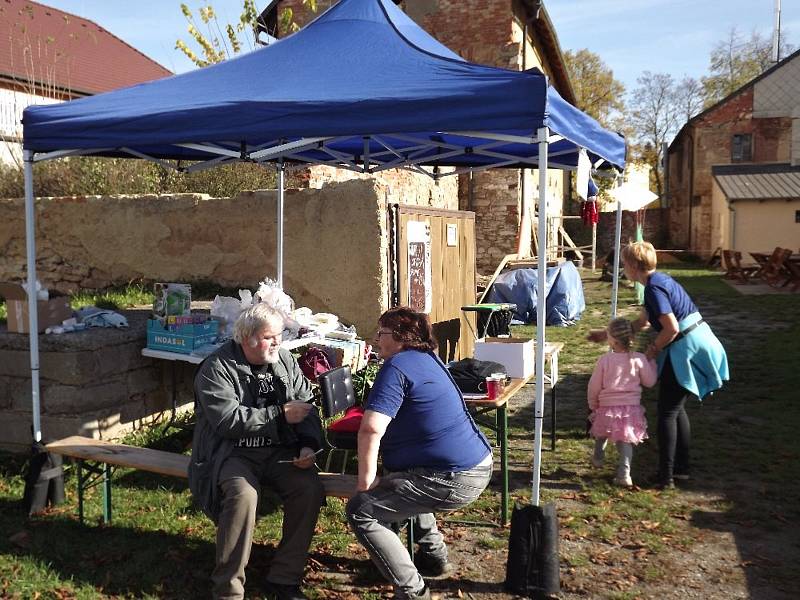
[611,179,623,318]
[276,160,285,288]
[532,126,548,506]
[23,149,42,443]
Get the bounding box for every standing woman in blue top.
[346,307,493,600]
[619,242,729,488]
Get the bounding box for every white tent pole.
[611,184,623,317]
[532,126,548,507]
[276,160,285,289]
[23,150,42,443]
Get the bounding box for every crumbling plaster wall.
[0,178,454,337]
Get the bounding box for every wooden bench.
[46,436,357,525]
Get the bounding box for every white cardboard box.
[474,337,535,379]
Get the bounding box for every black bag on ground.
[505,502,560,599]
[22,442,65,515]
[447,358,506,393]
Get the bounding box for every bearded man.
[189,303,324,600]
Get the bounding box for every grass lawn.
[0,264,798,599]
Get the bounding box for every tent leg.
[532,127,548,507]
[276,161,285,289]
[611,196,623,317]
[24,150,42,443]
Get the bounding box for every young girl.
[588,317,657,487]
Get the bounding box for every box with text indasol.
[0,282,73,333]
[146,318,220,354]
[474,337,535,379]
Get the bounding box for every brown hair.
[607,317,635,351]
[621,241,658,272]
[379,306,438,352]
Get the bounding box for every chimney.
[772,0,782,63]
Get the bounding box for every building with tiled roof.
[0,0,172,163]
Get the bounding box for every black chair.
[318,366,359,472]
[318,365,415,557]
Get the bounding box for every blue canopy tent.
[21,0,625,506]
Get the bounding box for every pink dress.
[587,351,657,444]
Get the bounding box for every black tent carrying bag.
[22,442,65,515]
[447,358,506,394]
[505,502,560,599]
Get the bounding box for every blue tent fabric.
[22,0,625,171]
[486,262,586,326]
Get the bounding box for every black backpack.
[447,358,506,393]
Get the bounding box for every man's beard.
[263,348,281,364]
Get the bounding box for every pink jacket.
[587,351,658,409]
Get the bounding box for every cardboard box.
[147,318,219,354]
[0,283,73,333]
[474,337,535,379]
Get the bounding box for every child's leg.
[591,438,607,467]
[615,442,633,485]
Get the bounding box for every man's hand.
[292,447,318,469]
[283,401,313,424]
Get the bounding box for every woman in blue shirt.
[620,242,729,488]
[346,307,492,600]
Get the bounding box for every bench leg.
[103,463,112,525]
[77,461,85,525]
[73,459,113,525]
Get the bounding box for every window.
[731,134,752,162]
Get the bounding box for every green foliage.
[563,49,626,129]
[70,283,155,311]
[176,1,260,67]
[0,157,278,199]
[176,1,319,67]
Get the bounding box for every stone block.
[0,349,29,377]
[42,379,128,415]
[126,366,162,397]
[39,350,98,386]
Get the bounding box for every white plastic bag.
[211,295,244,339]
[254,277,295,315]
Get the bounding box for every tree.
[563,49,626,128]
[175,1,260,67]
[673,76,704,123]
[701,27,796,106]
[176,1,318,67]
[628,71,680,198]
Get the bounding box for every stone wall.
[1,179,452,337]
[0,310,194,451]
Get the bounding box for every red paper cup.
[486,376,501,400]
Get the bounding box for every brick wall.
[668,85,795,257]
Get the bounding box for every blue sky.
[38,0,800,93]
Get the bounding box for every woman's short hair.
[379,306,438,353]
[621,241,658,272]
[607,317,635,351]
[233,303,284,346]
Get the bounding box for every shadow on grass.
[1,498,215,598]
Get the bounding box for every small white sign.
[446,223,458,246]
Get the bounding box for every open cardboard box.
[0,283,73,333]
[474,336,535,379]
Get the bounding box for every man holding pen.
[189,303,324,600]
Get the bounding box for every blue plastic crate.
[146,319,219,354]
